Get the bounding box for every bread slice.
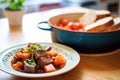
[84,17,114,32]
[105,17,120,31]
[95,10,111,20]
[79,11,97,26]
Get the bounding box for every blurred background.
[0,0,120,18]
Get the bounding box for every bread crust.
[85,17,114,32]
[95,10,111,20]
[97,14,111,20]
[105,18,120,31]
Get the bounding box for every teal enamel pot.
[38,13,120,53]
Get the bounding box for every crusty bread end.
[105,17,120,31]
[84,17,114,32]
[95,10,111,20]
[79,11,97,26]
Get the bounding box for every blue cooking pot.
[38,13,120,53]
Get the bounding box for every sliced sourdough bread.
[79,11,97,26]
[84,17,114,32]
[95,10,111,20]
[105,17,120,31]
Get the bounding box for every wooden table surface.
[0,7,120,80]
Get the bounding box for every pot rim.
[48,12,120,34]
[48,21,120,34]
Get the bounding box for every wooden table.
[0,7,120,80]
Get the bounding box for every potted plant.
[0,0,25,27]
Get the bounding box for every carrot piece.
[17,52,31,60]
[59,18,69,26]
[22,52,31,60]
[16,52,24,59]
[47,50,58,57]
[54,54,66,66]
[12,61,23,71]
[12,64,20,71]
[22,48,28,53]
[16,61,24,69]
[12,64,17,69]
[43,64,56,72]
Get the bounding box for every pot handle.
[37,21,52,31]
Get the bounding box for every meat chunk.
[37,57,53,68]
[24,61,37,73]
[34,50,48,59]
[11,55,22,64]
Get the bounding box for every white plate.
[0,43,80,78]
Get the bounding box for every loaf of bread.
[78,9,120,32]
[84,17,114,32]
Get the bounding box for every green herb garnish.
[27,48,32,53]
[32,44,44,50]
[25,59,36,66]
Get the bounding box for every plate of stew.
[0,43,80,78]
